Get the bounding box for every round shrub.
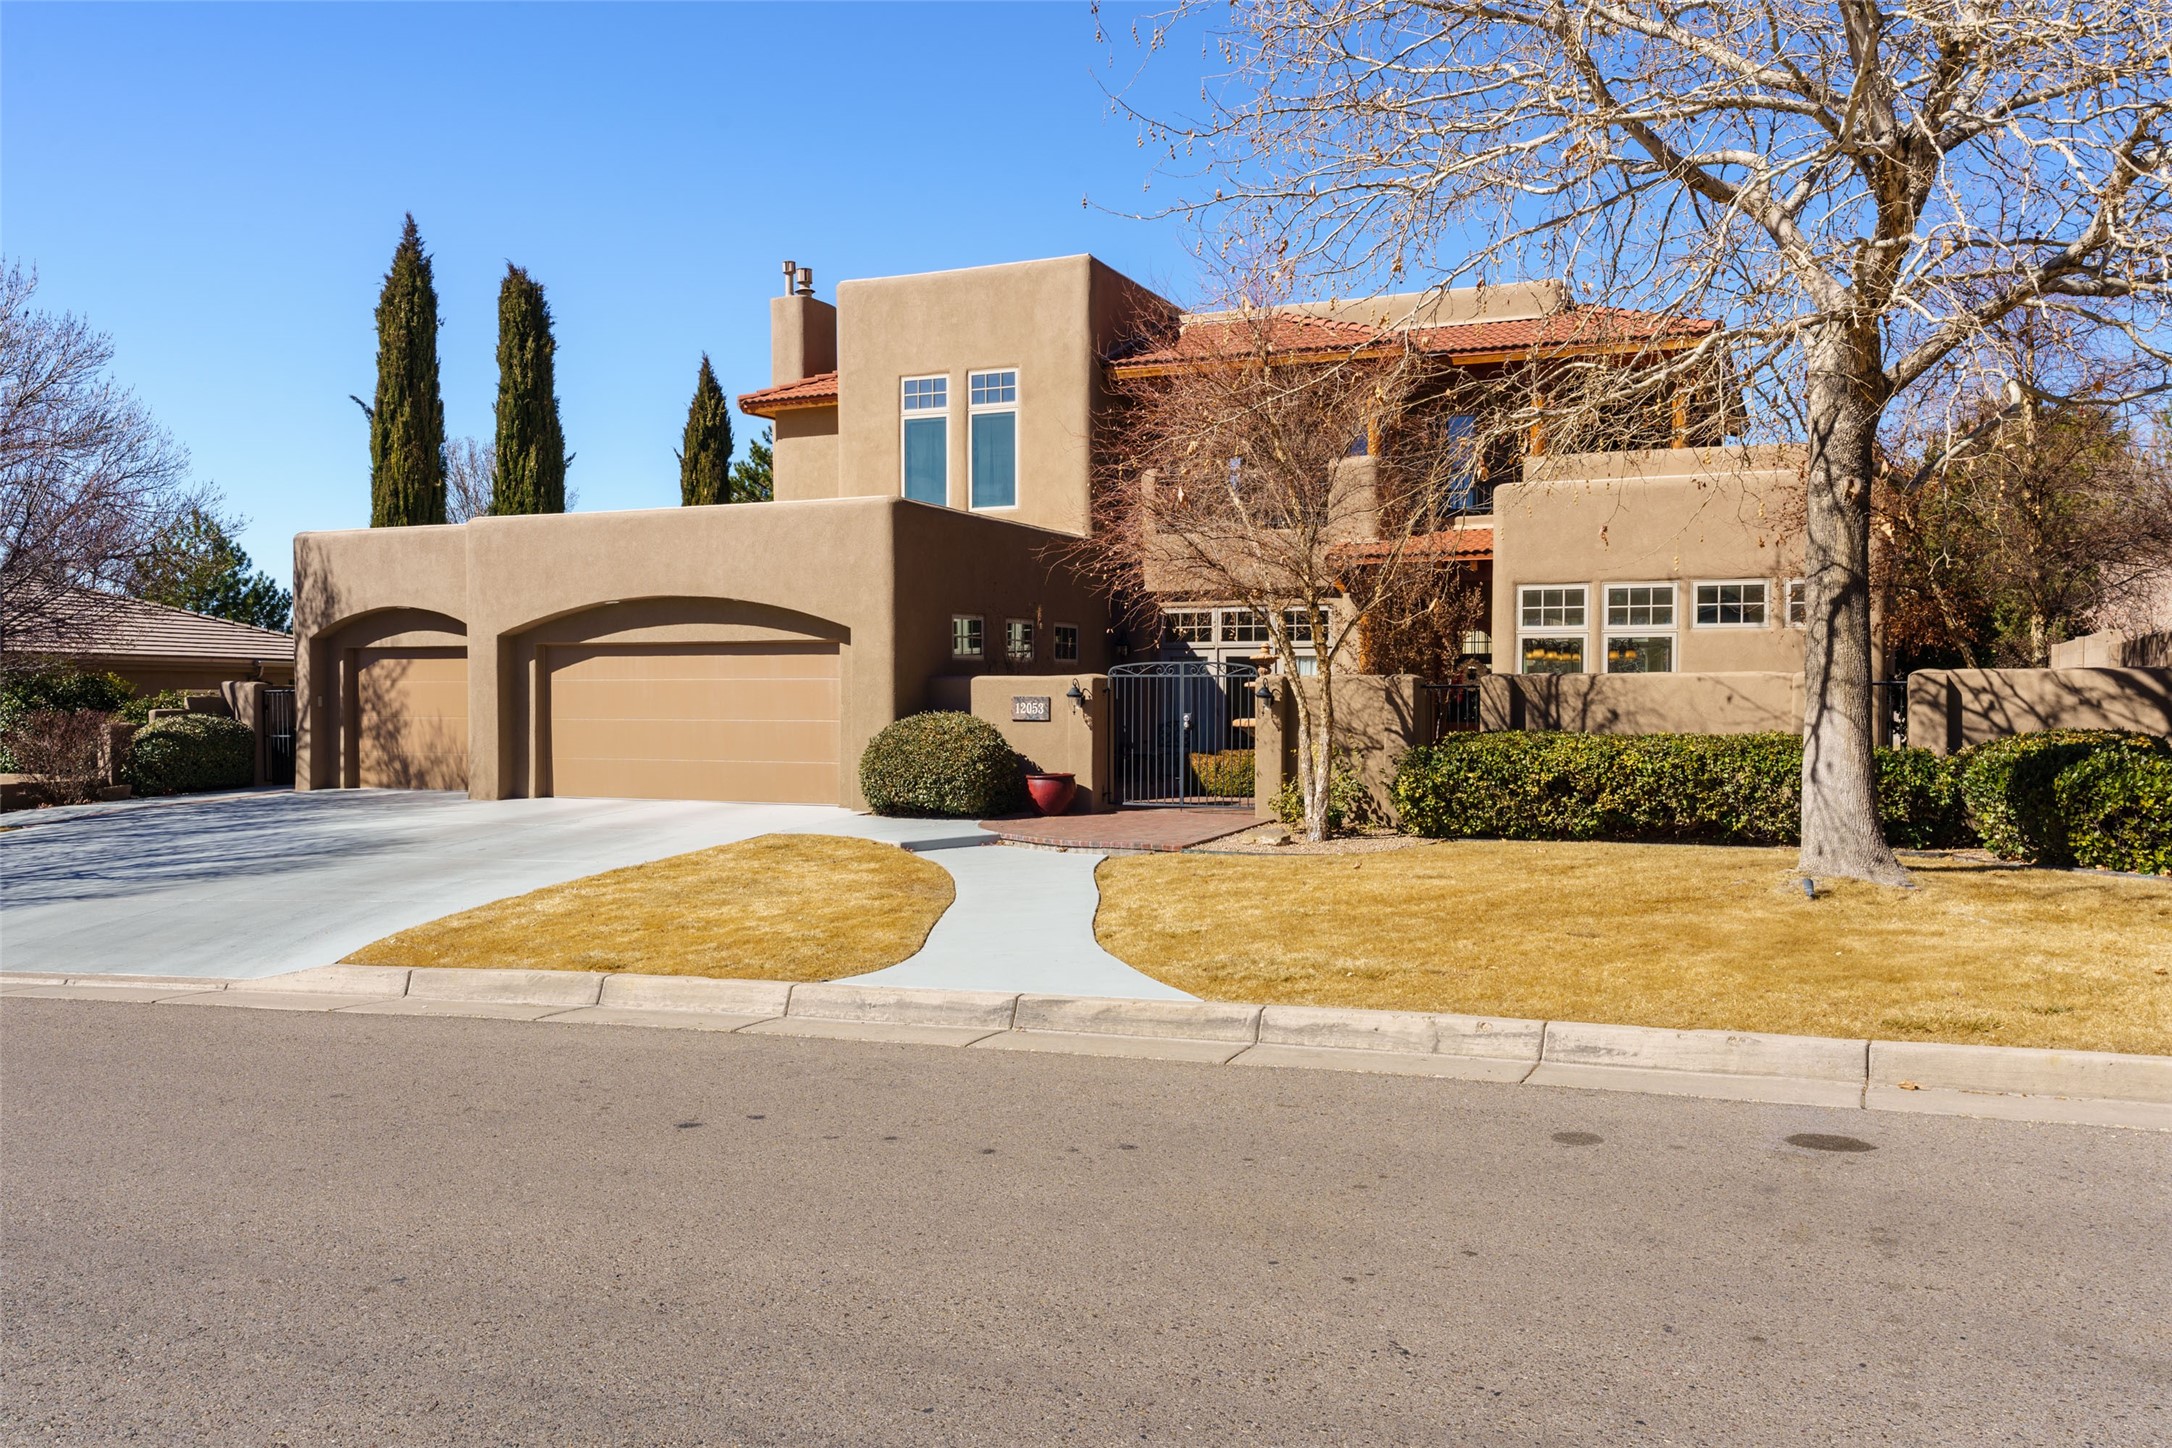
[2054,748,2172,876]
[1956,729,2166,865]
[125,714,254,796]
[859,712,1027,818]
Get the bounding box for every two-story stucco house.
[294,253,1811,809]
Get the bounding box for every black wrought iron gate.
[1107,660,1258,807]
[263,687,297,786]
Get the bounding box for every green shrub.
[1190,749,1255,799]
[859,711,1027,818]
[124,714,254,796]
[2052,747,2172,876]
[1273,762,1374,835]
[1393,732,1976,849]
[0,666,133,770]
[1956,729,2168,865]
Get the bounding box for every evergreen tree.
[730,426,775,502]
[129,507,293,631]
[676,355,734,506]
[489,264,567,515]
[367,215,446,526]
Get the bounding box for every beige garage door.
[547,643,840,804]
[356,648,468,790]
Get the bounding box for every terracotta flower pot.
[1025,772,1077,816]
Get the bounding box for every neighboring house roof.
[1335,526,1495,566]
[1108,305,1714,375]
[4,589,293,667]
[737,371,841,418]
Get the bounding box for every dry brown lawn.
[1096,842,2172,1054]
[345,833,954,980]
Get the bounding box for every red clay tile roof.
[5,587,292,665]
[1109,305,1713,374]
[1335,526,1494,566]
[737,370,840,417]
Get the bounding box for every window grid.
[951,615,983,659]
[1005,618,1034,660]
[1220,610,1269,645]
[902,376,947,411]
[1520,585,1587,629]
[970,370,1018,406]
[1053,624,1080,663]
[1785,579,1808,626]
[1695,581,1769,627]
[1163,609,1215,644]
[1282,608,1329,646]
[1605,584,1675,630]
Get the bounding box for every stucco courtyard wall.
[1907,667,2172,755]
[967,673,1114,812]
[1480,671,1803,734]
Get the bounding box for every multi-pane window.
[1785,579,1808,626]
[951,614,983,659]
[1282,608,1330,645]
[1163,609,1214,644]
[1461,630,1493,658]
[1520,585,1587,629]
[1220,609,1269,645]
[1605,584,1675,629]
[1005,618,1034,661]
[902,376,948,505]
[1053,623,1080,663]
[968,369,1018,509]
[1695,580,1769,627]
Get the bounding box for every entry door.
[546,643,840,804]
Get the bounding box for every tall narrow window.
[1005,618,1035,662]
[1053,623,1080,663]
[902,376,948,505]
[969,369,1018,509]
[951,614,983,659]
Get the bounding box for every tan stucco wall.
[1492,445,1808,676]
[772,405,840,502]
[1253,673,1432,821]
[1479,671,1802,734]
[968,673,1113,812]
[770,295,836,385]
[831,255,1174,537]
[1906,667,2172,755]
[293,497,1109,808]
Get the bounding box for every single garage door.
[546,643,840,804]
[356,648,468,790]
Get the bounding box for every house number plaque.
[1011,696,1052,722]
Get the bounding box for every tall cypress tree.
[368,215,447,527]
[676,355,734,506]
[489,264,567,515]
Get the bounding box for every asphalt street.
[4,998,2166,1446]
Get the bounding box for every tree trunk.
[1799,325,1911,887]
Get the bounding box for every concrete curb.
[6,965,2167,1131]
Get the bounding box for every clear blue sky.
[2,2,1205,587]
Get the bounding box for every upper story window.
[1520,585,1586,630]
[969,369,1018,509]
[1053,623,1080,663]
[1605,584,1675,630]
[951,614,983,659]
[1695,580,1768,627]
[1163,609,1215,644]
[1006,618,1035,662]
[1785,579,1808,626]
[901,376,948,505]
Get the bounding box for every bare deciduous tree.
[1086,308,1477,840]
[1118,0,2172,883]
[0,263,203,664]
[444,437,497,524]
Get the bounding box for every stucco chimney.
[770,289,837,386]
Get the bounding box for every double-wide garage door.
[547,643,840,804]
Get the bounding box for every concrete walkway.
[0,790,1182,998]
[853,844,1189,999]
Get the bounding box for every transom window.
[1163,609,1215,644]
[1695,580,1769,627]
[902,375,948,506]
[968,369,1019,509]
[1220,609,1269,645]
[1053,623,1080,663]
[1520,585,1587,629]
[1282,608,1329,646]
[1005,618,1034,661]
[1605,584,1674,629]
[951,614,983,659]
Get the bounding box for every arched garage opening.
[514,598,849,805]
[321,609,469,791]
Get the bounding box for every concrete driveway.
[0,790,1185,997]
[0,791,979,980]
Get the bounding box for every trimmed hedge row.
[125,714,254,797]
[859,712,1027,818]
[1392,728,2168,872]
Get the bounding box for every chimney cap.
[794,265,814,297]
